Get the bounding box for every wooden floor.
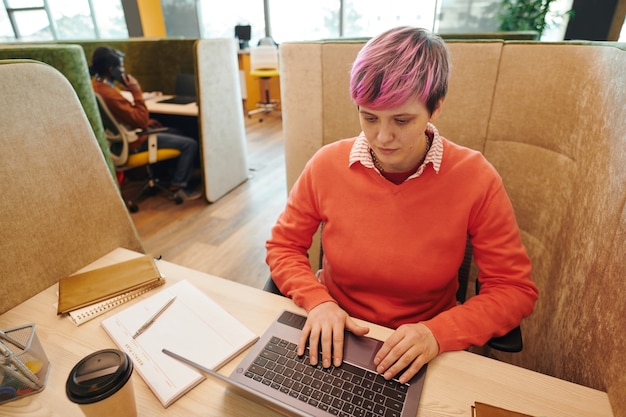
[127,113,286,290]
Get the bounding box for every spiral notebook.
[68,279,165,325]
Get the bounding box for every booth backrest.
[280,40,506,190]
[0,60,144,314]
[483,43,626,414]
[279,39,626,414]
[0,44,114,176]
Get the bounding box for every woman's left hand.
[373,323,439,384]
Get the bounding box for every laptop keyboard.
[243,336,409,417]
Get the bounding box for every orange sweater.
[266,137,538,353]
[92,79,149,150]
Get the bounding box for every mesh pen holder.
[0,324,50,404]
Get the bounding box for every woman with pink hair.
[266,27,538,384]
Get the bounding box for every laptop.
[157,73,196,104]
[164,310,427,417]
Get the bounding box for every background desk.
[144,95,200,144]
[0,249,614,417]
[145,95,198,117]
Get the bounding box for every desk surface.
[145,94,198,116]
[120,91,198,116]
[0,249,614,417]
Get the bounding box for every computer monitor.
[234,25,251,50]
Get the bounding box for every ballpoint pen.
[132,295,176,339]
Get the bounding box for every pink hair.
[350,26,450,114]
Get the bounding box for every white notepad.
[101,280,259,407]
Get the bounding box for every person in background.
[266,26,538,384]
[89,46,201,201]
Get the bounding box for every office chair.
[95,94,184,211]
[263,238,523,353]
[455,239,523,352]
[247,45,281,122]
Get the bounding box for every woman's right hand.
[297,302,369,368]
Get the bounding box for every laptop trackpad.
[343,332,383,370]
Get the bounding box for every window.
[437,0,500,33]
[199,0,439,46]
[162,0,200,38]
[267,0,438,43]
[268,0,338,42]
[343,0,438,37]
[3,0,54,41]
[1,0,127,42]
[87,0,127,39]
[0,7,12,42]
[199,0,265,44]
[48,0,97,39]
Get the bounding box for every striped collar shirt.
[348,122,443,181]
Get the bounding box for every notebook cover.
[473,402,534,417]
[57,255,162,314]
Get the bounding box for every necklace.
[370,133,431,173]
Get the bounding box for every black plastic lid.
[66,349,133,404]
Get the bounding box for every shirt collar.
[349,122,443,179]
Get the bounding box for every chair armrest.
[476,280,523,353]
[487,326,523,352]
[136,127,169,135]
[263,277,284,296]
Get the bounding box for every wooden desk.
[119,91,198,117]
[143,94,200,144]
[0,249,614,417]
[145,95,198,117]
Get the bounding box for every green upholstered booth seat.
[27,38,198,94]
[80,39,197,94]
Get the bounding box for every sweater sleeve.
[422,179,538,353]
[93,81,149,130]
[266,153,337,312]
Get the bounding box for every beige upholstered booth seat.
[0,60,144,314]
[279,40,625,414]
[483,44,626,414]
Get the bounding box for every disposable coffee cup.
[66,349,137,417]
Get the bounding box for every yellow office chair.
[95,93,183,211]
[247,45,281,122]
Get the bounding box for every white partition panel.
[195,38,249,202]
